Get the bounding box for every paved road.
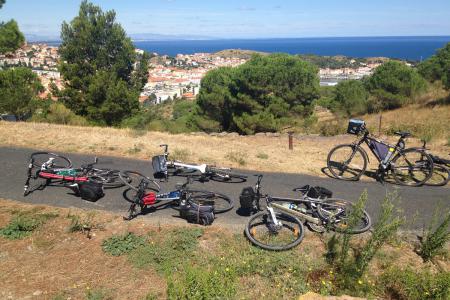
[0,146,448,229]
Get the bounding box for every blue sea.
[133,36,450,61]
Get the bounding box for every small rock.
[218,132,228,137]
[273,132,280,137]
[228,132,239,137]
[33,290,43,296]
[255,132,265,137]
[209,132,218,136]
[265,132,274,137]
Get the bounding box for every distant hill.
[214,49,268,59]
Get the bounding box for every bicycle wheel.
[182,190,234,213]
[208,167,248,183]
[166,164,197,177]
[391,149,434,186]
[119,170,160,192]
[327,144,367,181]
[425,164,449,186]
[30,152,72,169]
[316,199,371,234]
[244,211,305,251]
[87,169,130,188]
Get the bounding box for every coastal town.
[0,43,385,103]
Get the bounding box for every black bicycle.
[421,141,450,186]
[243,175,371,251]
[119,171,234,220]
[327,119,434,186]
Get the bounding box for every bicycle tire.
[30,152,72,169]
[166,164,197,177]
[391,149,434,187]
[87,169,130,188]
[244,211,305,251]
[209,168,248,183]
[119,170,160,192]
[327,144,367,181]
[316,198,372,234]
[425,164,450,186]
[171,189,234,213]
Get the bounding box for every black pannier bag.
[77,181,104,202]
[239,187,257,211]
[307,186,333,199]
[179,201,215,226]
[347,119,365,135]
[152,155,167,179]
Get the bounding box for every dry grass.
[0,108,449,180]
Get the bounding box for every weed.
[127,144,142,155]
[0,211,58,240]
[129,227,204,273]
[256,152,269,159]
[417,205,450,262]
[381,267,450,300]
[170,148,190,161]
[102,232,146,256]
[225,151,247,166]
[67,212,99,238]
[167,263,237,300]
[86,288,111,300]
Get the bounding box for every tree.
[334,80,368,116]
[0,67,43,118]
[364,61,427,111]
[196,54,320,134]
[0,1,25,54]
[58,1,140,125]
[418,43,450,89]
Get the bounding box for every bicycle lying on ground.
[242,175,371,251]
[151,144,247,183]
[327,119,434,186]
[24,152,129,198]
[119,170,234,221]
[421,141,450,186]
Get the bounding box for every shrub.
[325,192,405,296]
[102,232,146,256]
[381,267,450,300]
[256,152,269,159]
[170,148,190,161]
[417,205,450,262]
[32,102,88,126]
[334,80,369,116]
[225,151,247,166]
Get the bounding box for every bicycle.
[24,152,129,196]
[152,144,247,183]
[420,141,450,186]
[119,170,234,220]
[243,175,371,251]
[327,119,434,186]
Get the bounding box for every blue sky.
[1,0,449,39]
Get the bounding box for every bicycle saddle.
[394,131,411,138]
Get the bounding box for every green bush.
[418,42,450,89]
[364,61,427,111]
[102,232,146,256]
[417,206,450,262]
[381,267,450,300]
[225,151,247,166]
[334,80,369,116]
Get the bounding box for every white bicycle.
[152,144,247,183]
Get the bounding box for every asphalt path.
[0,146,448,230]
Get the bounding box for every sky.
[1,0,450,39]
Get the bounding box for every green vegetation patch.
[102,232,146,256]
[0,210,58,240]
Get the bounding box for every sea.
[133,36,450,61]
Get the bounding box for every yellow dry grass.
[0,112,448,179]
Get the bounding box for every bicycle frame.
[253,175,344,227]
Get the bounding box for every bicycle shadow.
[321,165,396,185]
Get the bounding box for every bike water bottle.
[382,147,395,166]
